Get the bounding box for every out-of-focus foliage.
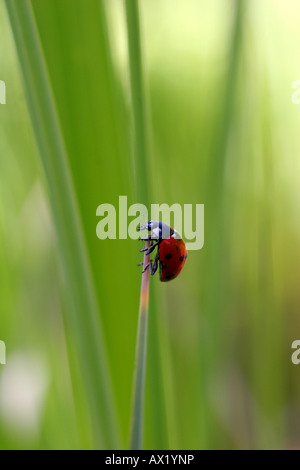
[1,0,300,449]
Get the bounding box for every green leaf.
[5,0,119,449]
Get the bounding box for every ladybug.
[138,221,187,282]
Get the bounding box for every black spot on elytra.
[165,253,172,260]
[166,274,175,280]
[180,255,184,262]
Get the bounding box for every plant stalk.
[130,241,151,450]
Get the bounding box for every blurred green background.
[1,0,300,450]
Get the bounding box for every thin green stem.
[125,0,149,205]
[130,241,150,450]
[126,0,150,450]
[125,0,168,449]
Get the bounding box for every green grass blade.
[125,0,149,450]
[5,0,119,449]
[129,242,150,450]
[199,0,246,447]
[125,0,149,205]
[125,0,168,449]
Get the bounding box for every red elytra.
[158,236,187,282]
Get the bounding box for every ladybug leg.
[139,241,159,255]
[142,262,151,274]
[150,255,159,276]
[142,261,157,276]
[142,254,159,276]
[139,239,154,252]
[145,242,159,256]
[139,236,153,242]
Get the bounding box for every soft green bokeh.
[1,0,300,450]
